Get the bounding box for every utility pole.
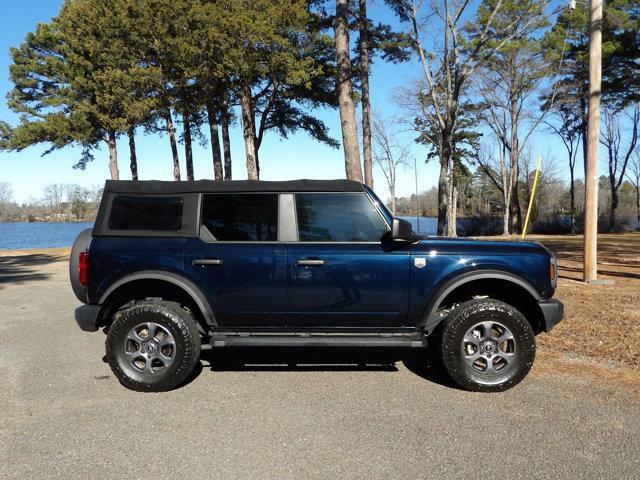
[583,0,602,282]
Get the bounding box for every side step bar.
[209,332,427,348]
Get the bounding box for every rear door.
[286,192,411,329]
[184,193,287,328]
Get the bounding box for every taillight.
[79,251,89,287]
[550,257,557,288]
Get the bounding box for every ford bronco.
[70,179,563,392]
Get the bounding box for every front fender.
[407,243,549,330]
[418,269,541,331]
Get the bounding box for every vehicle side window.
[108,196,183,231]
[201,194,278,241]
[295,193,388,242]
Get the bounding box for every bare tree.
[469,0,553,235]
[476,140,514,236]
[388,0,536,236]
[43,184,67,214]
[543,106,581,233]
[0,181,15,220]
[627,149,640,231]
[600,105,639,230]
[519,148,560,224]
[371,112,410,214]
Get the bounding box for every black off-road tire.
[440,299,536,392]
[106,301,201,392]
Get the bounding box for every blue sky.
[0,0,582,204]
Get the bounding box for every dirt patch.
[499,234,640,370]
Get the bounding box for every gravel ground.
[1,250,639,480]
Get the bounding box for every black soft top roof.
[103,179,365,194]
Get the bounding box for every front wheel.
[440,299,536,392]
[106,301,201,392]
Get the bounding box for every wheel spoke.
[464,350,482,361]
[157,333,175,349]
[463,333,480,348]
[147,322,157,340]
[497,346,515,357]
[126,330,143,344]
[145,358,156,374]
[158,353,173,368]
[497,331,514,344]
[482,321,495,339]
[485,358,496,374]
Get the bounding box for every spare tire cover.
[69,228,93,302]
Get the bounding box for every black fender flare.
[98,270,217,327]
[420,269,541,333]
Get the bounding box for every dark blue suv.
[70,179,563,392]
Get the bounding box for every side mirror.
[391,218,421,242]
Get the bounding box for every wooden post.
[583,0,602,282]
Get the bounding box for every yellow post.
[521,156,543,240]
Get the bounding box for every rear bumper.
[75,304,101,332]
[538,299,564,332]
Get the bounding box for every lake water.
[0,216,437,250]
[400,216,437,236]
[0,222,95,250]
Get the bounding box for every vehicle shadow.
[0,253,61,288]
[182,346,461,390]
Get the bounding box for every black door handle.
[193,258,223,266]
[296,258,326,266]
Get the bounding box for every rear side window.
[201,194,278,241]
[295,193,388,242]
[108,196,183,231]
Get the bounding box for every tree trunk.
[107,130,119,180]
[610,177,618,231]
[502,202,510,236]
[239,81,259,180]
[509,182,522,233]
[221,98,232,180]
[499,145,510,236]
[166,111,181,181]
[636,184,640,230]
[508,102,521,234]
[182,109,194,181]
[569,167,576,234]
[207,102,223,181]
[449,182,458,237]
[359,0,373,187]
[334,0,363,182]
[390,185,396,215]
[580,95,588,176]
[437,156,448,236]
[128,126,138,180]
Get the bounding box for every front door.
[286,193,410,329]
[184,193,287,328]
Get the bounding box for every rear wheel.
[439,299,535,392]
[106,301,201,392]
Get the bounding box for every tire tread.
[440,299,536,392]
[105,300,201,392]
